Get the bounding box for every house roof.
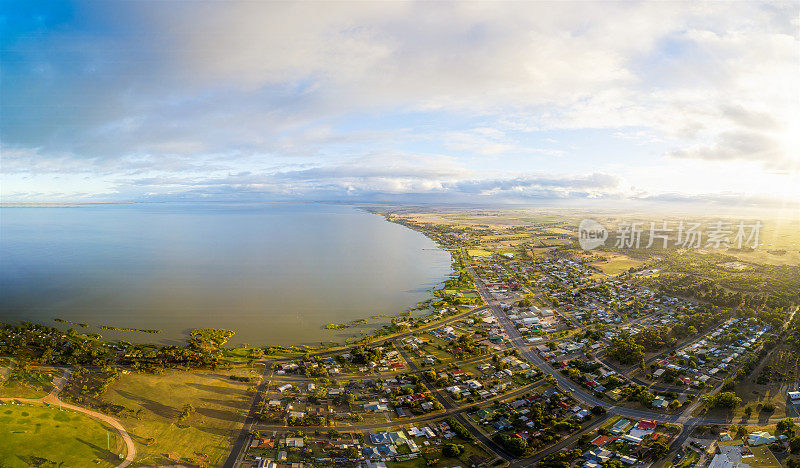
[635,420,657,430]
[591,435,616,447]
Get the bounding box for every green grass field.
[100,368,257,467]
[590,252,644,276]
[0,402,123,467]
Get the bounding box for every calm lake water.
[0,203,452,346]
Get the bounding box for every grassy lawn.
[590,252,644,276]
[467,249,493,257]
[386,436,492,468]
[409,336,458,367]
[0,380,51,399]
[100,368,256,467]
[0,401,124,467]
[598,415,622,430]
[353,410,392,426]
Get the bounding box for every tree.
[715,392,742,409]
[701,392,741,410]
[636,389,655,406]
[606,335,644,365]
[789,436,800,454]
[442,444,464,457]
[777,418,796,435]
[648,440,669,459]
[345,446,359,459]
[494,434,528,456]
[591,405,606,416]
[735,425,748,439]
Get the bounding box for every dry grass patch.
[100,367,259,467]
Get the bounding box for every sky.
[1,0,799,208]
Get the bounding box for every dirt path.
[0,368,136,468]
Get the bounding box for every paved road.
[594,351,701,395]
[470,266,679,420]
[223,363,274,468]
[223,256,795,467]
[392,338,515,462]
[224,306,495,467]
[248,381,542,433]
[509,414,613,467]
[0,368,136,468]
[467,263,792,464]
[266,353,492,383]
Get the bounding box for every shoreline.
[3,203,460,351]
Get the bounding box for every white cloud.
[1,0,797,204]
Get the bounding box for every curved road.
[0,369,136,468]
[466,263,790,461]
[222,257,793,467]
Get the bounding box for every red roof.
[591,435,617,447]
[635,420,657,431]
